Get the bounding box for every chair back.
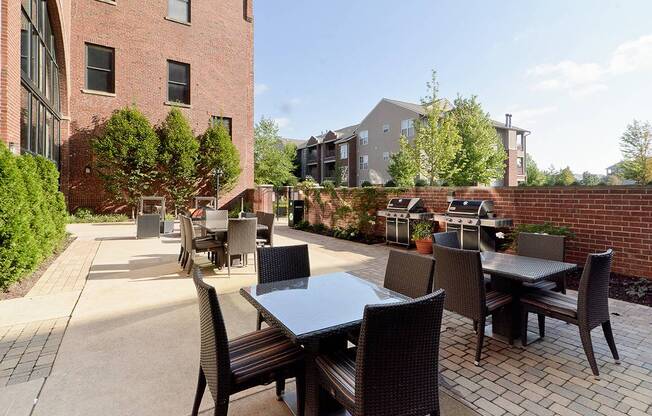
[517,232,564,261]
[433,244,485,320]
[206,209,228,230]
[257,245,310,284]
[256,212,276,246]
[356,289,446,416]
[192,268,231,404]
[433,231,460,249]
[182,215,195,251]
[240,212,257,219]
[383,250,434,298]
[227,218,257,254]
[179,215,186,250]
[577,249,614,329]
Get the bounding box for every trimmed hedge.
[0,143,67,290]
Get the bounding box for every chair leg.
[474,315,486,366]
[256,312,263,331]
[538,314,546,338]
[521,309,529,347]
[473,320,478,334]
[559,274,567,294]
[178,246,183,263]
[275,378,286,400]
[296,369,306,416]
[254,250,257,273]
[191,367,206,416]
[227,251,231,278]
[579,326,600,379]
[602,321,620,364]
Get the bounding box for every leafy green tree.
[158,108,199,213]
[0,143,35,288]
[619,119,652,185]
[448,96,506,185]
[254,117,297,186]
[554,167,576,186]
[387,136,418,187]
[525,153,548,186]
[414,71,462,185]
[580,171,602,186]
[16,156,50,263]
[34,156,67,239]
[92,106,160,218]
[198,122,241,195]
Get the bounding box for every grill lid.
[446,200,494,217]
[386,198,425,212]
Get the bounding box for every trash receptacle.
[288,200,304,227]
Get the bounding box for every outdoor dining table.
[197,222,268,234]
[479,251,577,342]
[240,272,410,416]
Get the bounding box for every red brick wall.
[304,186,652,279]
[65,0,254,213]
[0,0,23,148]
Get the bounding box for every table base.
[484,324,541,346]
[282,391,350,416]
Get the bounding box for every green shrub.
[509,222,575,250]
[321,180,335,191]
[361,181,372,187]
[68,208,129,223]
[294,220,310,230]
[414,178,428,187]
[34,156,67,247]
[412,221,433,241]
[16,155,50,263]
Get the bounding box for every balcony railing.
[323,149,336,159]
[307,153,318,163]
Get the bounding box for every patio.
[0,221,650,416]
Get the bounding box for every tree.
[448,96,506,185]
[92,106,159,218]
[580,171,602,186]
[554,167,576,186]
[198,122,241,196]
[414,71,462,185]
[158,108,199,214]
[254,117,297,186]
[619,119,652,185]
[387,136,418,187]
[525,153,547,186]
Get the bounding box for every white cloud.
[273,117,290,128]
[526,34,652,98]
[610,34,652,73]
[507,106,558,126]
[254,83,269,96]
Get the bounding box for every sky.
[253,0,652,174]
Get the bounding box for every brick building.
[1,0,254,212]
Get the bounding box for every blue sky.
[253,1,652,174]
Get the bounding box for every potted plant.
[412,221,434,254]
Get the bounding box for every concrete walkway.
[1,221,649,416]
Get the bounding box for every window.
[517,157,524,174]
[211,116,232,138]
[401,119,415,137]
[359,155,368,170]
[382,124,390,133]
[86,44,115,93]
[340,143,348,159]
[168,60,190,104]
[168,0,190,23]
[383,151,389,161]
[516,133,523,150]
[20,0,61,164]
[359,130,368,145]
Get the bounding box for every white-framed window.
[340,143,348,159]
[382,124,390,133]
[401,119,415,137]
[383,151,389,161]
[359,130,368,145]
[359,155,368,170]
[517,157,524,174]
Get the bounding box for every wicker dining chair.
[256,245,311,330]
[316,289,446,416]
[179,214,187,266]
[433,231,492,290]
[191,268,305,416]
[225,218,258,277]
[383,250,435,298]
[182,216,221,274]
[520,250,619,379]
[255,212,276,247]
[517,232,566,293]
[433,244,513,365]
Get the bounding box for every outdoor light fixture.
[85,166,91,174]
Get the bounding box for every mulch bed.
[565,269,652,307]
[0,234,77,301]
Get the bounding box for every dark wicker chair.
[182,216,221,274]
[191,268,306,416]
[433,244,513,365]
[225,218,258,277]
[256,245,311,330]
[316,289,446,416]
[255,212,276,247]
[433,231,492,290]
[520,250,619,379]
[518,232,566,293]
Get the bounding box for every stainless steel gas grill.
[432,200,513,251]
[378,198,433,246]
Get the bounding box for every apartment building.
[1,0,254,212]
[296,124,358,186]
[296,98,529,187]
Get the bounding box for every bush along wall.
[0,143,67,290]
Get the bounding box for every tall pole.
[214,167,221,209]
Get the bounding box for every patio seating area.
[0,220,650,416]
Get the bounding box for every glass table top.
[240,272,409,341]
[481,251,577,282]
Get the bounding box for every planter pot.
[415,239,433,254]
[160,220,175,234]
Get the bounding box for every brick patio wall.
[303,186,652,279]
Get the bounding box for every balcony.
[307,152,318,164]
[323,149,336,161]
